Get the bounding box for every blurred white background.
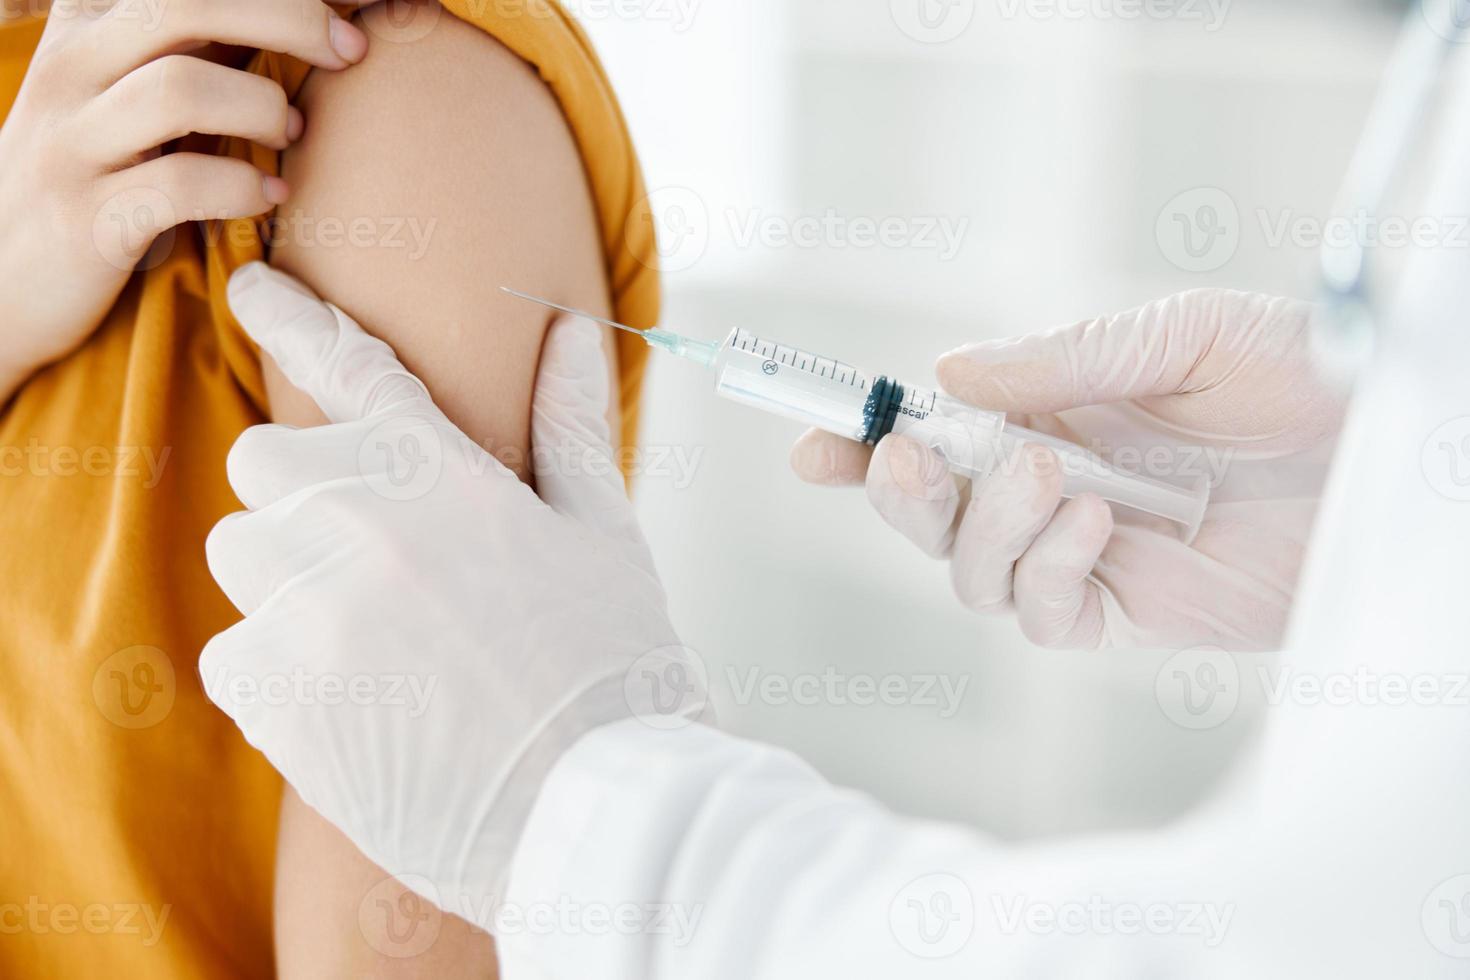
[575,0,1405,839]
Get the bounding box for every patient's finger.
[790,429,872,486]
[97,0,374,83]
[864,435,964,559]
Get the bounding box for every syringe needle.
[499,287,646,338]
[501,286,723,369]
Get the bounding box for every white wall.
[575,0,1401,837]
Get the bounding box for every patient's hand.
[0,0,372,399]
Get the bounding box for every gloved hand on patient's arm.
[791,289,1349,653]
[201,263,705,924]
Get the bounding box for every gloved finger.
[206,509,287,616]
[864,435,965,558]
[1014,494,1115,649]
[228,262,444,425]
[531,315,646,552]
[225,423,338,510]
[949,443,1065,614]
[228,418,441,511]
[936,289,1299,414]
[790,429,873,486]
[198,610,293,740]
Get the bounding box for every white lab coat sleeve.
[496,719,1233,980]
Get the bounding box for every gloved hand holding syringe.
[504,288,1211,539]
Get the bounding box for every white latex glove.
[201,263,703,923]
[791,289,1348,652]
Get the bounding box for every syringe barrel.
[708,330,1209,538]
[710,328,874,439]
[893,396,1207,537]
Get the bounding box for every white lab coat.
[499,47,1470,980]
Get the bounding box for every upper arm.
[264,2,615,469]
[262,6,616,974]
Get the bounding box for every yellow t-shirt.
[0,5,657,975]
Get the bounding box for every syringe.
[504,289,1209,537]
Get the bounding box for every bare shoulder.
[265,0,613,470]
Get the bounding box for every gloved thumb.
[936,289,1299,415]
[228,262,442,425]
[531,316,645,551]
